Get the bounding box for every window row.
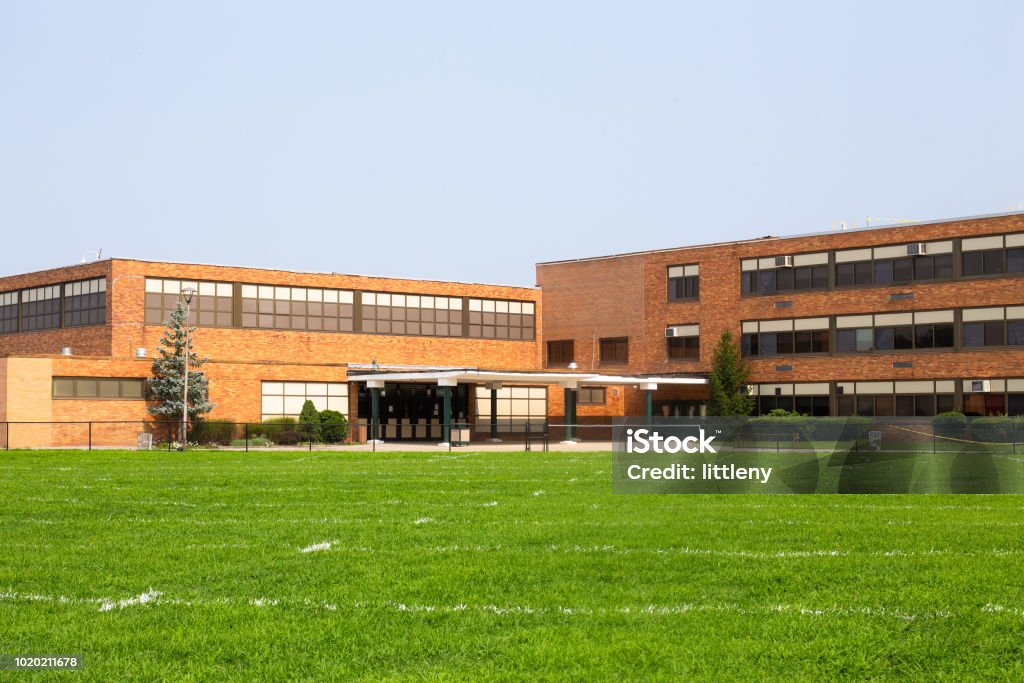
[738,233,1024,296]
[1,278,107,334]
[52,376,146,400]
[145,279,234,328]
[143,278,535,341]
[742,308,1024,356]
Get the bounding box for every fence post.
[245,423,249,453]
[167,422,172,451]
[89,422,92,451]
[525,420,531,452]
[309,423,313,452]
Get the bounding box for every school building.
[0,209,1022,445]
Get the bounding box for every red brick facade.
[2,210,1023,432]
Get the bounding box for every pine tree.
[148,303,214,439]
[708,330,755,416]
[298,399,322,443]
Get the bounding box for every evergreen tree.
[148,303,214,438]
[708,330,755,416]
[298,399,322,442]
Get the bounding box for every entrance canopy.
[347,367,707,389]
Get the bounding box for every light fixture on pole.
[179,286,197,451]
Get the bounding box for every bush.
[261,417,301,445]
[299,400,321,443]
[189,420,235,446]
[972,416,1023,444]
[319,410,349,443]
[933,411,967,439]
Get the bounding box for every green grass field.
[1,449,1023,680]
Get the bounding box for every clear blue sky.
[2,2,1021,286]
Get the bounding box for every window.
[961,234,1024,278]
[668,265,699,300]
[547,340,574,366]
[363,292,458,337]
[836,311,954,353]
[52,377,147,399]
[741,254,829,295]
[742,319,829,356]
[963,321,1005,347]
[242,285,353,332]
[600,337,629,364]
[752,384,829,416]
[21,285,61,331]
[261,381,348,421]
[667,325,699,360]
[0,291,17,334]
[962,307,1023,348]
[836,381,955,417]
[147,279,234,327]
[476,386,546,432]
[468,299,535,340]
[836,242,954,287]
[578,387,606,404]
[63,278,106,327]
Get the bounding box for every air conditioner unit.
[906,243,928,256]
[665,327,678,338]
[971,380,991,393]
[774,255,794,268]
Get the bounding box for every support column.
[487,382,502,443]
[367,380,385,443]
[438,378,457,446]
[561,381,578,444]
[640,383,658,427]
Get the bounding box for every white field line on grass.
[2,589,1004,622]
[299,541,333,553]
[301,544,1024,559]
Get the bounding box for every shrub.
[973,416,1020,444]
[319,410,349,443]
[933,412,967,439]
[262,417,301,445]
[189,420,235,446]
[298,400,322,443]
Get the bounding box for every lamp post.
[179,287,197,451]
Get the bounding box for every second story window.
[835,311,955,353]
[962,306,1024,348]
[668,265,699,300]
[599,337,629,365]
[547,340,574,366]
[741,318,829,356]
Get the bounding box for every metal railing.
[0,417,553,452]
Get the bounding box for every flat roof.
[0,257,538,293]
[535,208,1024,267]
[347,368,706,387]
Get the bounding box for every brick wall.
[538,213,1024,393]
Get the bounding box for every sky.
[1,1,1022,286]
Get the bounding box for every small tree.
[148,303,214,440]
[298,399,322,442]
[708,330,755,416]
